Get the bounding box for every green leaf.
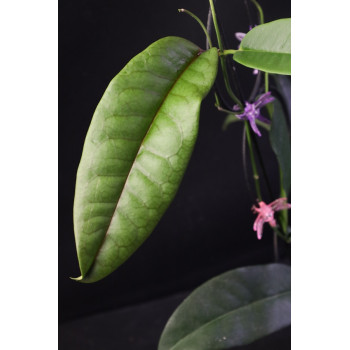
[272,74,291,119]
[233,18,291,75]
[158,264,290,350]
[73,37,218,283]
[222,114,241,131]
[269,99,291,194]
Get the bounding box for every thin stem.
[209,0,224,50]
[206,6,213,50]
[265,72,269,93]
[273,231,279,262]
[214,92,221,107]
[250,0,264,24]
[244,122,262,201]
[209,0,242,107]
[206,5,235,111]
[242,125,256,203]
[273,230,279,261]
[278,170,288,235]
[221,49,239,56]
[178,9,213,48]
[251,131,274,198]
[248,71,262,102]
[216,14,245,103]
[244,0,254,29]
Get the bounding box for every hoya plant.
[72,0,291,348]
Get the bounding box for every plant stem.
[242,126,256,203]
[251,131,274,198]
[178,9,213,48]
[244,122,262,201]
[250,0,264,24]
[265,72,269,93]
[206,6,213,50]
[248,71,262,102]
[221,49,239,56]
[208,0,224,50]
[279,170,288,234]
[214,91,221,106]
[244,0,254,29]
[205,6,230,110]
[208,0,242,108]
[273,229,279,261]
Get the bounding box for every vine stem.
[265,72,269,93]
[178,9,213,48]
[208,0,242,108]
[208,0,262,202]
[244,122,262,201]
[250,0,264,24]
[220,49,239,56]
[273,229,279,261]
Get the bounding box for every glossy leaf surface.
[234,19,291,75]
[158,264,291,350]
[73,37,218,282]
[270,99,291,194]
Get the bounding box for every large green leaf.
[234,19,291,75]
[270,99,291,194]
[73,37,218,283]
[158,264,291,350]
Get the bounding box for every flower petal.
[270,198,291,212]
[255,92,274,108]
[235,112,246,120]
[253,216,264,240]
[233,104,241,112]
[269,218,277,227]
[248,116,262,137]
[256,113,271,124]
[235,32,246,41]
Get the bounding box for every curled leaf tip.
[70,275,83,282]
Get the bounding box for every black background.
[59,0,291,347]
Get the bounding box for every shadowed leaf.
[158,264,291,350]
[270,99,291,194]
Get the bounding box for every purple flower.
[234,92,274,137]
[235,32,246,42]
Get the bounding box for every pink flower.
[252,198,291,240]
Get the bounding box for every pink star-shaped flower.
[252,198,291,240]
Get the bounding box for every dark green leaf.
[73,37,218,282]
[272,74,291,119]
[158,264,291,350]
[270,99,291,194]
[234,19,291,75]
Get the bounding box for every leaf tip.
[70,275,83,282]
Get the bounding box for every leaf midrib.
[239,48,291,55]
[167,290,291,350]
[83,47,202,278]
